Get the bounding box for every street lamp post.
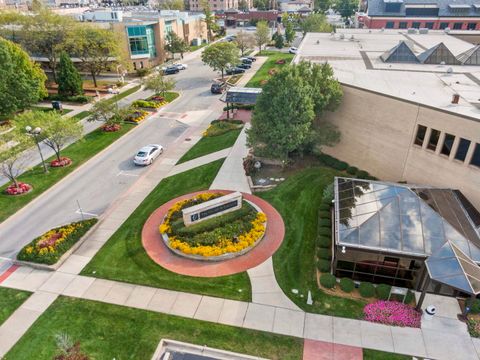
[25,126,48,173]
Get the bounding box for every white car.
[173,63,188,70]
[289,47,298,54]
[133,144,164,166]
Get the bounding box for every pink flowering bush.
[51,157,72,167]
[364,300,421,328]
[5,182,31,195]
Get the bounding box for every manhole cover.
[184,138,191,141]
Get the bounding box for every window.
[427,129,440,151]
[399,22,407,29]
[468,23,477,30]
[386,21,394,29]
[425,22,434,29]
[453,22,463,30]
[440,22,449,30]
[412,22,421,29]
[414,125,427,146]
[455,138,471,162]
[441,133,455,156]
[133,62,137,70]
[406,7,439,16]
[471,143,480,168]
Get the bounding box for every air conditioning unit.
[407,28,417,34]
[419,28,429,34]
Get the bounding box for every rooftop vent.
[452,94,460,104]
[407,28,417,34]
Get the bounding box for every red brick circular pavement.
[142,190,285,277]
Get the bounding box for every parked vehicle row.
[161,63,188,75]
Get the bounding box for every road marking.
[75,209,98,217]
[117,170,140,177]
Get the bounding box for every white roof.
[295,29,480,121]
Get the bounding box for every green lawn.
[258,167,367,319]
[70,111,91,122]
[0,288,31,326]
[177,129,242,164]
[81,160,252,301]
[0,124,134,223]
[363,349,412,360]
[189,43,208,51]
[29,107,73,115]
[6,296,302,360]
[246,51,295,88]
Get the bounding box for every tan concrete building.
[295,30,480,209]
[189,0,253,12]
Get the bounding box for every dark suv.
[226,67,245,75]
[211,82,227,94]
[163,66,180,75]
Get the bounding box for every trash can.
[52,101,63,111]
[424,305,436,320]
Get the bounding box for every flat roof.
[295,29,480,121]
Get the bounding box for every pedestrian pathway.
[168,147,231,176]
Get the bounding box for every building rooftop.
[295,29,480,121]
[334,177,480,260]
[366,0,480,17]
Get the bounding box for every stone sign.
[182,192,242,226]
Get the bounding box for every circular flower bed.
[159,192,267,259]
[4,182,32,195]
[50,157,72,167]
[364,300,421,328]
[102,123,121,132]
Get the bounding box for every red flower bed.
[150,95,165,102]
[275,59,286,64]
[364,300,421,328]
[5,182,31,195]
[260,79,268,85]
[50,157,72,168]
[268,69,278,76]
[102,124,121,132]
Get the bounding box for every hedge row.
[316,153,377,180]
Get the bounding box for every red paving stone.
[218,109,252,123]
[0,265,19,284]
[303,340,363,360]
[142,190,285,277]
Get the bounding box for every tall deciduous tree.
[284,20,295,43]
[69,26,122,88]
[338,0,358,18]
[144,72,176,96]
[254,21,270,54]
[57,51,83,97]
[299,14,332,35]
[0,10,27,42]
[201,0,218,42]
[0,38,47,117]
[0,131,30,188]
[235,30,255,56]
[274,33,284,48]
[88,99,127,126]
[201,41,239,79]
[165,31,189,59]
[238,0,249,10]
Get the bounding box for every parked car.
[289,47,298,54]
[173,63,188,70]
[240,58,252,64]
[133,144,164,166]
[237,63,251,70]
[163,66,180,75]
[242,56,256,62]
[225,67,245,75]
[211,82,227,94]
[225,35,236,42]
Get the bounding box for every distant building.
[277,0,313,14]
[218,9,279,27]
[359,0,480,30]
[189,0,252,12]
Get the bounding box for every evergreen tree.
[274,33,284,49]
[57,52,83,97]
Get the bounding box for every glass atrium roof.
[426,241,480,295]
[334,177,480,260]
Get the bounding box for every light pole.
[25,126,48,173]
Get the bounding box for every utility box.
[51,101,63,111]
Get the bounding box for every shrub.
[375,284,392,300]
[318,210,331,219]
[317,235,331,248]
[136,68,151,77]
[66,95,90,104]
[339,278,355,293]
[318,218,331,227]
[356,170,369,179]
[319,203,331,211]
[405,290,415,305]
[318,227,331,236]
[467,298,480,314]
[359,282,375,298]
[364,301,421,328]
[320,273,336,289]
[346,166,358,175]
[317,259,331,272]
[334,161,349,171]
[317,248,331,260]
[132,100,158,108]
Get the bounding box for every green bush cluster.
[317,259,331,272]
[359,282,375,298]
[132,100,158,108]
[375,284,392,300]
[318,203,330,211]
[467,298,480,314]
[339,278,355,293]
[318,228,331,236]
[222,104,255,111]
[205,120,243,137]
[405,290,415,304]
[211,119,243,125]
[318,218,331,227]
[317,248,331,260]
[346,166,358,175]
[48,94,91,104]
[315,152,378,180]
[320,273,336,289]
[136,68,151,77]
[317,235,331,248]
[356,170,369,179]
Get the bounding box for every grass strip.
[246,51,294,88]
[363,349,412,360]
[0,288,31,326]
[71,111,91,122]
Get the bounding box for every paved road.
[0,53,228,259]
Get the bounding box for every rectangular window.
[425,22,434,29]
[470,143,480,167]
[414,125,427,146]
[440,22,449,30]
[441,133,455,156]
[427,129,440,151]
[399,22,407,29]
[468,23,477,30]
[386,21,394,29]
[412,22,421,29]
[455,138,471,162]
[453,22,463,30]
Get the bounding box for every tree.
[69,25,122,88]
[165,31,189,59]
[238,0,249,11]
[274,33,284,48]
[253,0,267,10]
[284,20,295,43]
[15,111,83,162]
[337,0,358,18]
[235,31,255,56]
[144,72,176,96]
[0,10,27,42]
[201,42,239,79]
[0,38,47,117]
[159,0,184,10]
[57,52,83,97]
[20,9,75,82]
[299,14,332,35]
[88,99,126,127]
[201,0,218,42]
[315,0,333,11]
[254,21,270,54]
[0,131,30,189]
